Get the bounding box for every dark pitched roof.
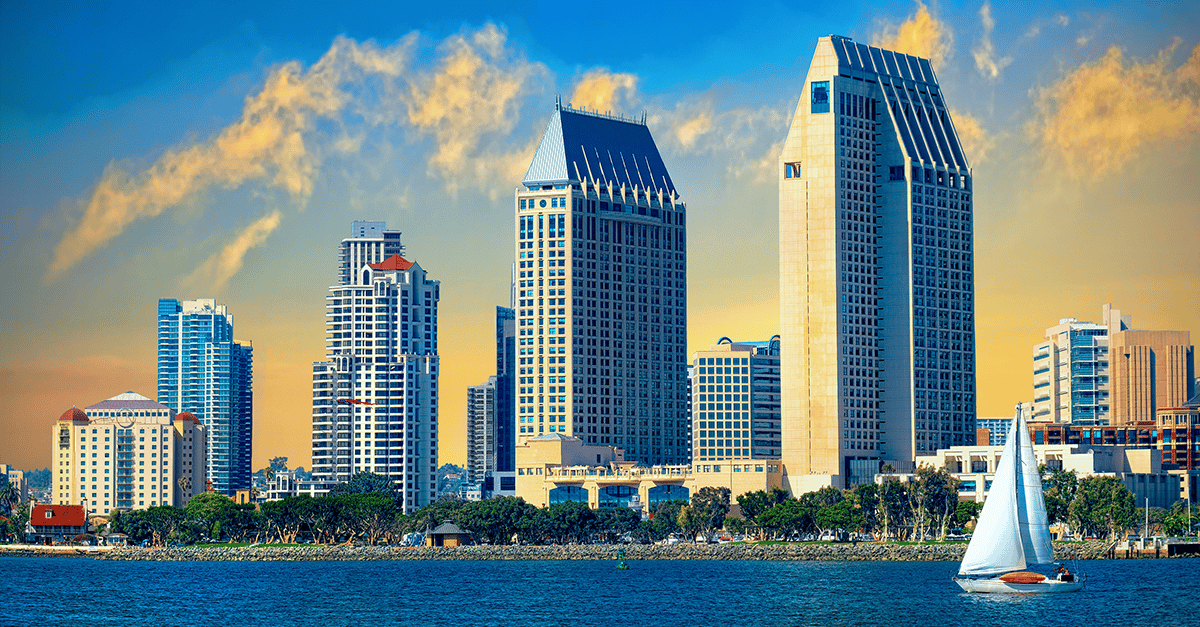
[523,105,676,195]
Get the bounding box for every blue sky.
[2,0,1197,470]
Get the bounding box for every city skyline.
[2,1,1198,472]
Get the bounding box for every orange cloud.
[183,210,283,292]
[48,35,416,282]
[1030,39,1200,179]
[871,1,954,68]
[950,110,994,165]
[567,68,639,114]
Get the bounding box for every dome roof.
[59,407,88,422]
[174,411,200,423]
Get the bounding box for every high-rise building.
[339,220,405,285]
[465,377,496,486]
[157,298,252,495]
[779,36,976,490]
[465,305,518,498]
[514,103,689,466]
[691,338,782,462]
[50,392,206,513]
[310,223,439,513]
[1110,328,1194,424]
[1031,304,1129,425]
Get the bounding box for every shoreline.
[0,540,1141,562]
[7,540,1191,562]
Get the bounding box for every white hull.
[954,575,1085,594]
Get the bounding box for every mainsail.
[958,406,1054,576]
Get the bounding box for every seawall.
[92,541,1124,562]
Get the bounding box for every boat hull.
[954,575,1085,594]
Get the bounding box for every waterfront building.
[310,223,440,513]
[779,36,976,491]
[339,220,405,286]
[691,338,782,462]
[513,103,689,465]
[50,392,206,514]
[513,434,782,515]
[1031,304,1130,425]
[157,298,253,495]
[913,441,1180,509]
[27,504,87,543]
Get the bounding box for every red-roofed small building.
[27,504,87,544]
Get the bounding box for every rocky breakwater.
[95,541,1113,562]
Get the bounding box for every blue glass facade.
[157,298,253,495]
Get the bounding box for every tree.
[907,465,958,541]
[1068,475,1137,540]
[457,497,536,545]
[544,501,597,544]
[757,498,812,539]
[1042,468,1078,525]
[645,500,685,542]
[724,515,747,536]
[1161,500,1193,537]
[689,487,731,539]
[813,499,864,538]
[185,492,238,541]
[329,471,399,501]
[952,501,984,529]
[850,483,882,539]
[736,487,789,523]
[877,480,911,540]
[0,477,21,516]
[594,507,641,543]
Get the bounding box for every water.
[1,557,1193,627]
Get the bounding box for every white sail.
[958,411,1026,576]
[1016,410,1055,565]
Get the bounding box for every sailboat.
[954,404,1085,593]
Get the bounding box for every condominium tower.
[1032,304,1129,425]
[157,298,252,495]
[310,223,440,512]
[465,306,517,497]
[691,338,782,462]
[514,103,688,465]
[779,36,976,490]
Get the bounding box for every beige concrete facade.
[691,340,781,461]
[1110,329,1194,424]
[910,442,1178,508]
[513,434,782,513]
[51,392,206,514]
[780,36,976,491]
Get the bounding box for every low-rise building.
[514,434,782,515]
[910,442,1179,508]
[26,504,87,544]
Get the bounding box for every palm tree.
[0,479,20,516]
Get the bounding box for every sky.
[2,0,1198,473]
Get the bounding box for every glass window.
[811,81,830,114]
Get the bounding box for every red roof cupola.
[369,255,414,271]
[59,407,89,422]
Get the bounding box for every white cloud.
[973,2,1013,80]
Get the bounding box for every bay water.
[2,556,1191,626]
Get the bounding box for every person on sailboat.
[1054,565,1073,582]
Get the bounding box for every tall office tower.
[514,103,688,466]
[157,298,253,495]
[779,36,976,490]
[691,338,782,462]
[465,377,496,486]
[339,221,405,285]
[310,227,440,513]
[51,392,206,513]
[494,306,516,474]
[1031,304,1129,425]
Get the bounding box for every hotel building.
[779,36,976,490]
[513,103,689,466]
[51,392,206,514]
[157,298,252,495]
[310,223,440,513]
[692,338,782,462]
